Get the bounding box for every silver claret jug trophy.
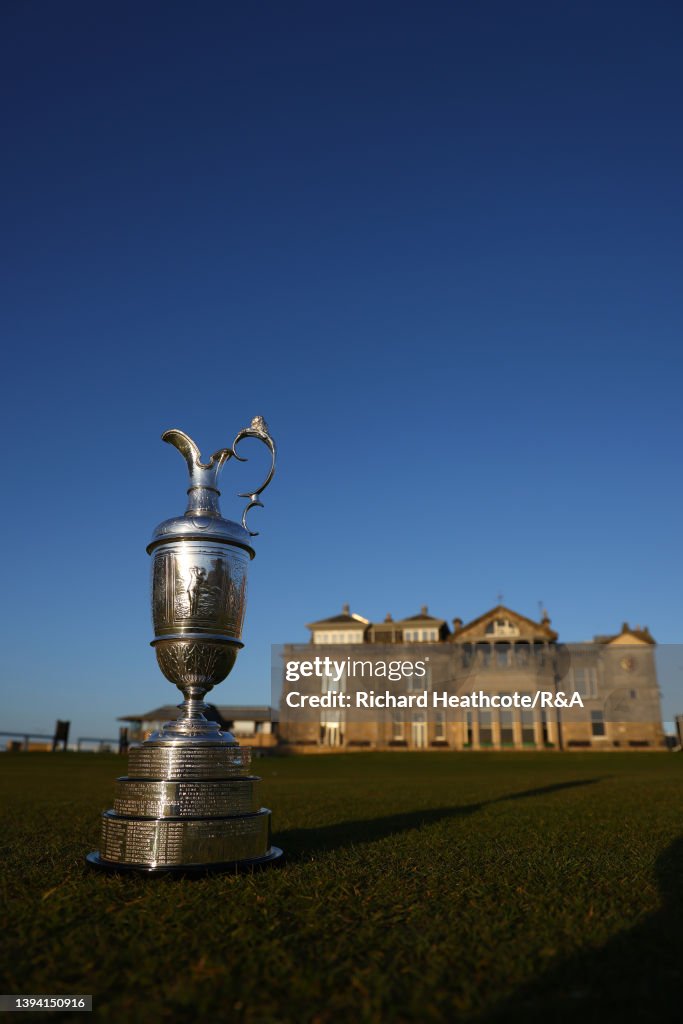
[87,418,283,874]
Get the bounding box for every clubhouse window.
[405,628,438,642]
[499,702,514,745]
[485,618,520,637]
[495,642,511,668]
[520,701,535,745]
[477,644,491,667]
[321,668,345,693]
[515,643,530,666]
[408,664,430,691]
[573,666,598,699]
[591,710,605,737]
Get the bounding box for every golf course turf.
[2,751,682,1022]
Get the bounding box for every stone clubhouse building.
[277,604,665,752]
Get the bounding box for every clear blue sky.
[2,0,683,737]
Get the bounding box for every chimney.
[420,605,428,616]
[342,603,350,615]
[384,613,393,623]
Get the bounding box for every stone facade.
[278,605,665,752]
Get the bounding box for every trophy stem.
[177,683,213,720]
[150,690,233,743]
[180,697,211,720]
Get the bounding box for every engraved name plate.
[114,778,258,818]
[100,808,271,866]
[127,744,252,779]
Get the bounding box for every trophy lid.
[146,417,275,557]
[147,513,256,556]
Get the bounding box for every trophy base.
[85,846,284,876]
[88,741,283,875]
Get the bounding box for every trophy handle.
[232,416,276,536]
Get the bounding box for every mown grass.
[1,751,682,1022]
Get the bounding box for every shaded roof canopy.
[302,603,656,646]
[453,604,558,641]
[598,622,655,645]
[395,605,446,625]
[306,603,369,629]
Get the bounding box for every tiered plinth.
[86,741,283,875]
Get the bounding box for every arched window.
[485,618,520,638]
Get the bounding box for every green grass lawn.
[2,751,682,1022]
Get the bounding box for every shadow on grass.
[276,778,604,859]
[482,833,683,1022]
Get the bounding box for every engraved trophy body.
[87,418,283,873]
